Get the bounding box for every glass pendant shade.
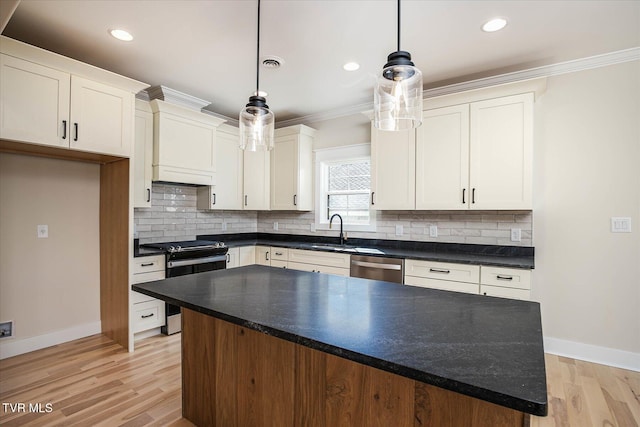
[374,51,423,131]
[239,95,275,151]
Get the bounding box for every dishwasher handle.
[351,260,402,270]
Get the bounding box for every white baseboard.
[544,337,640,372]
[0,321,102,360]
[134,327,162,342]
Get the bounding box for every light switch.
[510,228,521,242]
[37,224,48,238]
[611,217,631,233]
[429,225,438,237]
[221,222,227,231]
[395,225,403,236]
[273,222,279,231]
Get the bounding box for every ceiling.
[2,0,639,123]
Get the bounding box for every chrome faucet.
[329,213,345,246]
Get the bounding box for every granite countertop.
[133,265,547,416]
[197,233,535,269]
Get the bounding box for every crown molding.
[146,85,211,111]
[280,47,640,127]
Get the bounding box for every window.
[315,144,376,232]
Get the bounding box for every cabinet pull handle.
[212,193,216,205]
[226,254,230,263]
[146,188,151,203]
[73,123,78,141]
[472,188,476,204]
[371,192,375,205]
[266,251,270,261]
[141,313,154,319]
[293,194,297,206]
[140,262,154,267]
[429,268,450,274]
[245,195,248,206]
[62,120,67,139]
[275,252,283,256]
[497,275,513,281]
[462,188,466,204]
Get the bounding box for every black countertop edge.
[195,232,535,269]
[132,282,546,416]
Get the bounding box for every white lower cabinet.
[131,255,166,338]
[255,246,288,268]
[405,260,480,294]
[287,249,350,276]
[226,246,257,269]
[405,259,531,300]
[480,266,531,300]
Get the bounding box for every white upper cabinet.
[243,148,270,210]
[271,125,315,211]
[0,55,134,157]
[370,125,416,210]
[416,104,470,210]
[469,93,533,210]
[0,54,70,148]
[134,100,153,208]
[150,99,225,186]
[414,92,533,211]
[197,124,244,210]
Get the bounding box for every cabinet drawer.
[480,285,530,301]
[289,249,351,269]
[131,290,158,304]
[405,276,479,295]
[131,270,165,285]
[270,260,288,268]
[288,261,349,277]
[480,266,531,290]
[270,247,289,261]
[132,300,165,333]
[132,255,165,274]
[405,260,480,284]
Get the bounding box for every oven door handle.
[167,255,227,268]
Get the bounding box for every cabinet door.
[226,247,240,269]
[416,105,470,210]
[243,149,270,210]
[238,246,256,266]
[212,128,243,209]
[469,93,533,210]
[0,54,70,148]
[370,124,415,210]
[255,246,271,266]
[70,76,133,157]
[134,105,153,208]
[271,135,298,210]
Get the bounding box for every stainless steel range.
[141,239,228,334]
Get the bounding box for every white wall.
[532,60,640,369]
[0,153,101,358]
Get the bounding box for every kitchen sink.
[310,244,384,255]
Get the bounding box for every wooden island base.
[181,308,527,427]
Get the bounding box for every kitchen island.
[133,265,547,426]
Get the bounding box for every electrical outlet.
[37,224,48,238]
[221,222,227,231]
[429,225,438,238]
[0,321,13,338]
[273,222,279,231]
[395,225,403,236]
[611,217,631,233]
[510,228,521,242]
[310,223,316,232]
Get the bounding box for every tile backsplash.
[136,183,533,246]
[134,183,257,244]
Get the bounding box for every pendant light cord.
[256,0,261,93]
[397,0,401,52]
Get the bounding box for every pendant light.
[373,0,423,131]
[239,0,275,151]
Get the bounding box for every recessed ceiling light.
[343,62,360,71]
[109,29,133,42]
[482,18,507,32]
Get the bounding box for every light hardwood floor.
[0,333,638,426]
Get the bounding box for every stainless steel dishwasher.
[350,255,404,284]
